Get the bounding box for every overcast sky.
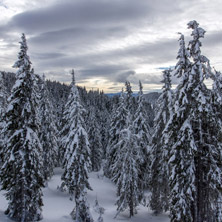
[0,0,222,92]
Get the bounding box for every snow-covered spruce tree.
[93,197,105,222]
[187,20,222,222]
[211,70,222,125]
[149,69,173,214]
[0,71,7,117]
[0,71,8,162]
[166,21,222,222]
[95,91,111,159]
[0,33,44,222]
[59,69,76,166]
[133,81,151,188]
[98,108,110,159]
[125,80,137,114]
[112,114,143,218]
[39,74,59,180]
[164,32,196,222]
[105,90,128,178]
[60,71,93,221]
[211,70,222,220]
[71,187,93,222]
[87,108,103,172]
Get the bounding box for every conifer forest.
[0,20,222,222]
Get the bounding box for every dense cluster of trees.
[0,20,222,222]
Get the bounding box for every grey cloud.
[7,0,152,33]
[29,26,130,50]
[1,0,221,91]
[30,38,179,85]
[77,65,136,83]
[4,0,187,37]
[202,31,222,47]
[79,65,128,78]
[35,37,178,68]
[32,52,66,60]
[114,70,136,83]
[128,73,163,85]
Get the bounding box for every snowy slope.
[0,167,170,222]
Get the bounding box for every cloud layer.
[0,0,222,92]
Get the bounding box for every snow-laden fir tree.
[105,89,128,178]
[166,21,222,222]
[93,197,105,222]
[149,69,173,214]
[112,114,143,218]
[95,91,111,159]
[211,69,222,221]
[164,32,196,222]
[125,81,133,110]
[187,20,222,222]
[39,74,59,181]
[133,81,151,189]
[0,71,8,163]
[87,108,103,172]
[71,187,93,222]
[60,70,93,221]
[58,69,75,167]
[98,108,110,158]
[0,71,7,117]
[211,70,222,126]
[59,69,77,165]
[0,33,44,222]
[125,80,137,115]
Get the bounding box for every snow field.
[0,167,170,222]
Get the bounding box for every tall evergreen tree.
[105,90,128,178]
[164,32,196,222]
[71,187,93,222]
[99,108,110,159]
[60,70,93,221]
[133,81,151,189]
[87,108,103,172]
[149,69,173,214]
[166,21,222,222]
[125,81,133,110]
[0,71,7,117]
[0,71,8,162]
[39,74,59,180]
[59,69,76,165]
[0,33,44,222]
[211,70,222,220]
[112,115,143,218]
[211,70,222,124]
[125,81,136,114]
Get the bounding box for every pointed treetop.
[139,80,143,96]
[187,20,199,29]
[188,20,206,39]
[188,20,212,80]
[71,69,75,86]
[69,69,79,98]
[125,81,132,95]
[18,33,28,57]
[13,33,31,74]
[161,69,172,92]
[42,73,46,82]
[175,32,191,78]
[20,33,27,48]
[119,88,124,101]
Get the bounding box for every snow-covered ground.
[0,168,170,222]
